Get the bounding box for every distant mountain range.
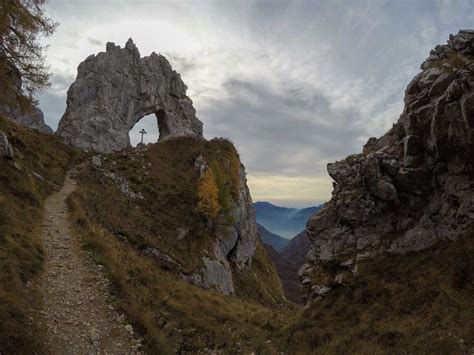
[254,201,323,238]
[255,201,321,303]
[257,223,290,252]
[258,229,312,304]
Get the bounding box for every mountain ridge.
[254,201,323,238]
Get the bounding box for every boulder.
[57,39,203,153]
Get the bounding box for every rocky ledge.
[301,30,474,302]
[57,39,203,153]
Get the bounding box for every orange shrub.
[196,169,220,219]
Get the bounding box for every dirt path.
[37,174,142,354]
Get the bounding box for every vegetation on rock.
[286,228,474,353]
[66,137,292,352]
[196,168,220,220]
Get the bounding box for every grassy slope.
[0,116,81,354]
[3,114,471,353]
[285,227,474,354]
[67,137,292,353]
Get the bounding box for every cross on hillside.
[139,129,147,144]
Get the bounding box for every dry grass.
[233,242,285,307]
[4,113,471,353]
[67,142,295,352]
[0,116,82,354]
[285,226,474,353]
[75,138,248,273]
[69,222,294,353]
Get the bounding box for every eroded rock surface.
[302,30,474,303]
[185,161,258,295]
[57,39,203,153]
[0,130,14,159]
[182,156,258,294]
[0,64,52,133]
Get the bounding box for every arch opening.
[128,113,159,147]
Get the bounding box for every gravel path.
[37,174,142,354]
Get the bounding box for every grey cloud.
[49,73,75,93]
[200,78,368,176]
[37,72,75,130]
[164,53,198,77]
[38,0,474,205]
[87,37,103,46]
[37,91,66,130]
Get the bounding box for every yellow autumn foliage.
[196,169,220,219]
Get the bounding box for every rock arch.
[57,39,203,153]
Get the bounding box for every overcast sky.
[38,0,473,207]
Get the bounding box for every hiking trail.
[36,173,142,354]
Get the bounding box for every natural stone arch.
[57,39,203,153]
[128,109,172,146]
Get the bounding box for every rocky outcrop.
[184,159,258,295]
[302,30,474,303]
[0,130,14,159]
[57,39,203,153]
[0,64,52,133]
[8,108,52,134]
[227,164,258,267]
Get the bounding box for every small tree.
[196,169,220,220]
[0,0,57,110]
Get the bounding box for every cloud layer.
[38,0,474,206]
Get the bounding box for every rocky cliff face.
[301,30,474,302]
[186,157,258,294]
[57,39,203,153]
[0,64,52,134]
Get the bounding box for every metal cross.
[139,129,147,144]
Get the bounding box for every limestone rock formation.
[0,64,52,133]
[185,161,258,294]
[302,30,474,302]
[57,39,203,153]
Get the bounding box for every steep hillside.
[287,231,474,353]
[294,30,474,353]
[262,244,302,304]
[281,230,311,265]
[67,138,292,352]
[0,116,81,354]
[257,223,289,251]
[292,206,324,225]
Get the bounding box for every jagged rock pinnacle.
[57,39,203,153]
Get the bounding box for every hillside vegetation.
[67,137,293,352]
[1,114,473,354]
[286,227,474,353]
[0,116,81,354]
